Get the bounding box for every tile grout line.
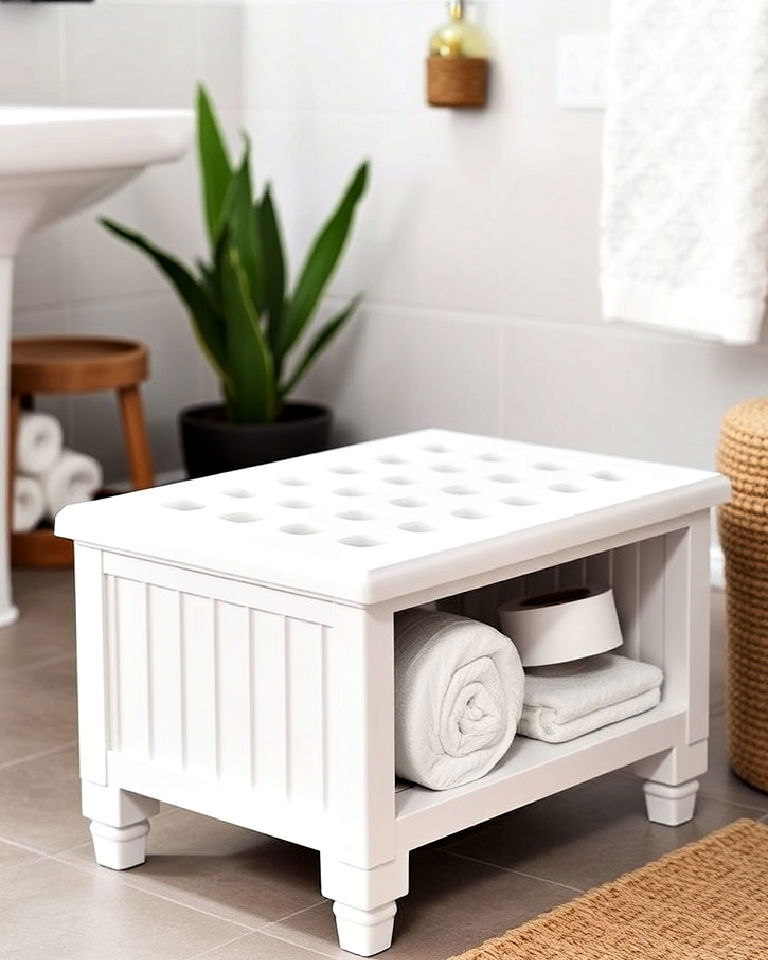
[260,897,330,932]
[440,848,586,895]
[0,651,75,680]
[0,739,78,773]
[46,850,258,933]
[180,933,258,960]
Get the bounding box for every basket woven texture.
[718,397,768,791]
[426,56,488,108]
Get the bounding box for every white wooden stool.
[56,429,729,956]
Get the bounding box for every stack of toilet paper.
[13,412,103,533]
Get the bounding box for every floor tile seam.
[0,739,78,772]
[0,854,47,878]
[260,898,331,932]
[46,849,258,932]
[0,834,55,858]
[180,932,266,960]
[438,848,586,895]
[0,651,75,677]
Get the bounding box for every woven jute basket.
[718,397,768,791]
[426,56,489,108]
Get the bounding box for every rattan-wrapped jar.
[718,397,768,791]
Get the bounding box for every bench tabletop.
[55,429,730,604]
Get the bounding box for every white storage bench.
[56,429,730,956]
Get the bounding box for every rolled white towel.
[394,609,524,791]
[16,412,63,475]
[41,449,103,519]
[12,476,44,533]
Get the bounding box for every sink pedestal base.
[0,259,21,627]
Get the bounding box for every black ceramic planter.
[179,401,332,478]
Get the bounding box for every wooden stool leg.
[7,393,21,534]
[117,385,154,490]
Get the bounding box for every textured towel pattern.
[601,0,768,344]
[394,609,523,791]
[519,654,663,743]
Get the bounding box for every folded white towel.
[12,476,44,533]
[601,0,768,344]
[519,654,663,744]
[394,609,524,791]
[41,449,103,519]
[16,412,63,475]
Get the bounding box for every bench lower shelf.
[395,702,687,852]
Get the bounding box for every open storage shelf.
[395,702,686,851]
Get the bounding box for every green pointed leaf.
[220,245,276,423]
[280,161,369,357]
[197,84,233,247]
[259,184,286,366]
[101,218,229,384]
[280,295,360,400]
[221,142,265,311]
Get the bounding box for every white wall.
[244,0,768,471]
[4,0,767,481]
[1,0,244,480]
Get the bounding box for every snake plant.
[102,86,369,423]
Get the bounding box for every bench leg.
[82,780,159,870]
[321,853,409,957]
[644,778,699,826]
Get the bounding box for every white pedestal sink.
[0,107,193,625]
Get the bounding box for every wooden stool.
[10,335,154,567]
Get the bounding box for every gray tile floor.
[1,573,766,960]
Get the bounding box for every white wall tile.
[300,301,502,444]
[500,317,768,470]
[0,6,62,105]
[62,4,199,108]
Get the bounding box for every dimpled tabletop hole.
[398,521,435,533]
[533,462,564,472]
[281,523,320,536]
[443,485,478,495]
[383,475,416,486]
[376,455,409,465]
[549,483,583,494]
[489,473,520,485]
[593,470,625,481]
[222,488,255,499]
[477,452,505,463]
[336,510,377,521]
[431,464,463,474]
[340,535,382,547]
[220,512,260,524]
[452,508,488,520]
[423,443,451,453]
[335,487,367,497]
[279,477,309,486]
[328,465,361,475]
[280,500,314,509]
[391,497,426,508]
[501,496,539,507]
[165,499,205,511]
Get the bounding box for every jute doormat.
[448,819,768,960]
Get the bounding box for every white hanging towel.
[601,0,768,344]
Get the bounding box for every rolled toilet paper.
[12,476,44,533]
[16,412,63,475]
[41,449,103,519]
[498,585,623,668]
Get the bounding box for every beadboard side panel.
[103,567,337,828]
